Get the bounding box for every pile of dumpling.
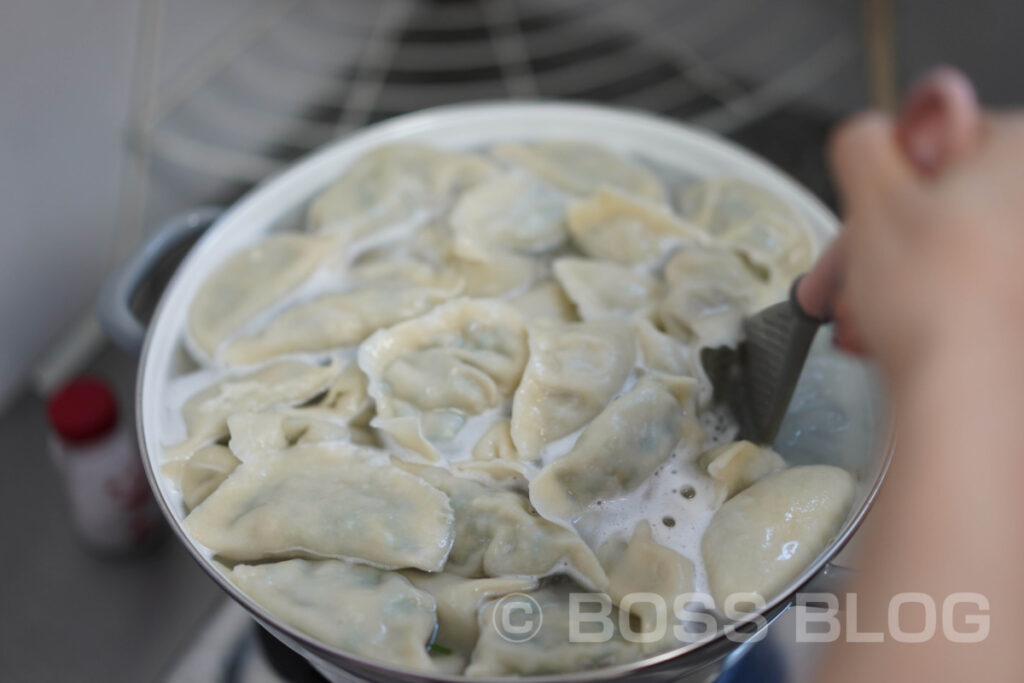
[165,141,856,676]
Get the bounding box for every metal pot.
[99,102,891,683]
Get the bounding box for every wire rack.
[118,0,866,251]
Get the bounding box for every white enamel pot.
[98,102,892,683]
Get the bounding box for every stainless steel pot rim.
[134,100,894,682]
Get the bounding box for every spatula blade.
[741,297,820,443]
[701,284,821,445]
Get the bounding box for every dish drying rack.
[118,0,883,254]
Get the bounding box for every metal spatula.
[701,277,823,445]
[699,70,968,444]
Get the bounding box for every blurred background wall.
[1,0,1020,410]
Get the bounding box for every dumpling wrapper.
[224,410,373,464]
[452,419,529,487]
[633,319,693,376]
[163,359,340,466]
[676,177,815,285]
[185,444,455,571]
[597,520,695,650]
[466,583,642,677]
[446,249,541,298]
[222,365,378,460]
[397,463,608,590]
[510,319,635,460]
[566,188,707,265]
[359,299,527,460]
[510,280,578,324]
[657,244,772,347]
[401,572,538,658]
[308,143,493,247]
[697,440,786,507]
[492,141,666,201]
[230,559,437,671]
[451,171,568,255]
[188,233,332,357]
[364,218,540,297]
[701,465,856,606]
[180,444,239,512]
[221,275,461,364]
[301,361,374,425]
[553,258,660,321]
[530,374,701,524]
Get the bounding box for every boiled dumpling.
[446,249,540,298]
[597,521,695,647]
[224,410,372,464]
[308,143,493,248]
[451,172,568,255]
[359,299,528,460]
[220,278,461,364]
[678,178,797,237]
[452,419,529,487]
[530,374,700,523]
[225,411,323,459]
[397,463,608,589]
[185,444,455,571]
[698,440,786,507]
[401,572,538,659]
[466,582,642,677]
[510,319,635,460]
[657,245,771,347]
[351,223,540,299]
[469,419,519,463]
[634,319,693,376]
[164,359,339,466]
[701,465,855,606]
[257,364,379,447]
[553,258,660,320]
[187,233,332,357]
[180,444,239,512]
[353,219,454,271]
[230,559,437,670]
[299,362,373,425]
[676,177,815,285]
[567,188,707,265]
[492,140,665,201]
[634,319,714,413]
[343,256,456,290]
[510,280,578,324]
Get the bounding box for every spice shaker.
[46,375,161,554]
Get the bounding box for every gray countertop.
[0,347,222,683]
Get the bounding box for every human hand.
[795,68,1024,384]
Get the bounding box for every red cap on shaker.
[46,376,118,444]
